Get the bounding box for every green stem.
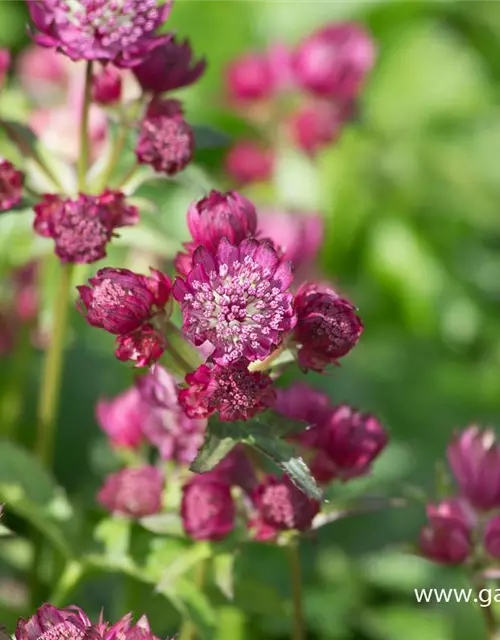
[178,560,207,640]
[288,541,305,640]
[77,61,93,192]
[117,161,139,190]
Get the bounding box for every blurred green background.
[2,1,500,639]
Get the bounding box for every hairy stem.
[77,61,93,192]
[288,540,305,640]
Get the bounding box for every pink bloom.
[0,160,24,212]
[485,515,500,558]
[136,97,194,175]
[212,445,258,494]
[181,475,235,541]
[250,474,319,540]
[133,36,206,93]
[17,45,68,101]
[447,426,500,511]
[172,238,296,364]
[419,499,474,565]
[226,53,275,102]
[16,604,97,640]
[96,387,144,449]
[0,48,10,86]
[115,324,168,368]
[274,383,332,432]
[289,102,344,156]
[294,282,363,372]
[34,191,138,264]
[224,141,274,186]
[92,67,122,105]
[27,0,173,67]
[77,267,171,335]
[293,23,376,100]
[103,614,163,640]
[174,241,197,277]
[179,359,275,422]
[98,466,164,518]
[258,210,324,269]
[136,363,179,409]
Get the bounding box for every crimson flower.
[419,499,474,565]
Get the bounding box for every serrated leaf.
[192,124,231,150]
[190,433,236,473]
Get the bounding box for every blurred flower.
[133,36,206,93]
[293,282,363,372]
[181,474,235,541]
[447,426,500,511]
[179,359,275,422]
[212,445,258,494]
[136,98,194,175]
[0,160,24,212]
[34,191,138,264]
[136,363,179,409]
[226,52,275,102]
[292,23,376,100]
[485,515,500,558]
[16,604,97,640]
[98,466,164,518]
[0,313,14,356]
[96,387,144,450]
[173,238,295,364]
[224,141,274,185]
[289,102,343,156]
[249,474,319,540]
[0,48,10,86]
[274,383,332,428]
[17,45,68,102]
[12,261,39,323]
[115,323,168,368]
[92,67,122,105]
[28,0,172,67]
[419,499,474,565]
[267,43,294,92]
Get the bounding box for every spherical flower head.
[77,267,171,335]
[0,160,24,212]
[224,141,274,186]
[16,604,97,640]
[136,97,194,175]
[115,324,168,368]
[28,0,173,67]
[293,23,376,100]
[250,474,319,538]
[34,191,138,264]
[98,465,164,518]
[187,190,258,252]
[226,53,275,102]
[92,67,122,105]
[419,499,474,565]
[96,387,144,449]
[133,36,206,93]
[289,102,343,157]
[294,282,363,372]
[181,474,235,541]
[179,359,276,422]
[173,238,296,364]
[447,426,500,511]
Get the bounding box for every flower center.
[92,279,128,310]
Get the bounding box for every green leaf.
[0,439,58,504]
[190,432,236,473]
[233,580,286,615]
[192,124,231,150]
[158,577,217,640]
[252,410,309,438]
[156,542,212,591]
[213,552,235,600]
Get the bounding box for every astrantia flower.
[16,604,97,640]
[92,67,122,105]
[96,387,144,449]
[419,499,474,565]
[103,614,163,640]
[172,238,296,364]
[28,0,173,67]
[181,474,235,541]
[224,141,274,186]
[34,191,138,263]
[136,363,178,409]
[115,323,168,368]
[289,102,344,156]
[98,466,164,518]
[0,160,24,212]
[226,52,275,102]
[293,282,363,372]
[136,98,194,175]
[179,359,275,422]
[274,383,332,430]
[133,36,206,94]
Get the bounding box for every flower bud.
[212,445,258,495]
[98,466,164,518]
[289,102,343,156]
[92,67,122,105]
[419,499,474,565]
[226,53,274,102]
[96,388,144,449]
[0,160,24,212]
[224,141,274,185]
[181,475,235,541]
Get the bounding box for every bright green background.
[2,1,500,638]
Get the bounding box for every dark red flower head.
[136,97,194,175]
[133,36,206,93]
[92,67,122,105]
[34,191,138,264]
[419,499,474,565]
[115,324,168,368]
[224,141,274,186]
[0,159,24,212]
[226,52,275,102]
[181,474,235,541]
[98,466,164,518]
[16,604,98,640]
[294,282,363,372]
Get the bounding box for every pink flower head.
[172,238,296,364]
[92,67,122,105]
[485,515,500,558]
[98,466,164,518]
[258,210,324,269]
[226,52,275,103]
[290,102,343,156]
[0,160,24,212]
[224,141,274,186]
[447,426,500,511]
[212,445,258,494]
[103,614,162,640]
[96,387,144,449]
[115,324,168,368]
[34,191,138,264]
[250,474,319,540]
[419,499,474,565]
[274,383,332,433]
[293,23,376,100]
[136,97,194,175]
[187,189,258,251]
[294,282,363,372]
[77,267,171,335]
[0,48,10,85]
[181,474,235,541]
[133,36,206,93]
[136,363,179,409]
[16,604,97,640]
[179,359,276,422]
[28,0,173,67]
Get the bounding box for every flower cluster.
[419,426,500,565]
